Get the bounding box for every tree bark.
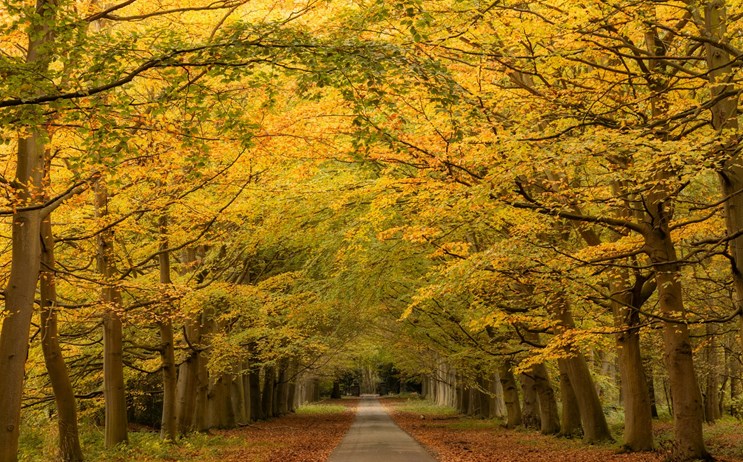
[532,363,560,435]
[96,182,129,448]
[276,361,289,416]
[704,0,743,363]
[175,318,201,434]
[158,215,177,440]
[519,372,540,430]
[499,362,522,428]
[557,359,582,437]
[158,321,177,436]
[552,299,612,443]
[249,364,263,421]
[262,366,276,419]
[704,324,722,422]
[40,215,83,462]
[0,3,55,460]
[643,357,659,419]
[644,229,708,460]
[193,336,209,432]
[612,278,654,450]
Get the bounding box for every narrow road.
[327,396,436,462]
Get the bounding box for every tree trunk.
[519,373,540,430]
[704,0,743,365]
[617,325,654,449]
[249,364,263,421]
[704,324,722,422]
[96,182,128,448]
[0,3,55,460]
[532,363,560,435]
[613,280,654,450]
[158,215,177,440]
[276,361,289,416]
[40,215,83,462]
[262,366,276,419]
[175,320,201,434]
[645,229,708,460]
[644,357,659,418]
[557,359,582,437]
[194,341,209,432]
[551,299,612,442]
[243,364,253,420]
[331,380,341,399]
[730,339,741,417]
[208,374,235,429]
[499,361,522,428]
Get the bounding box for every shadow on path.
[327,396,436,462]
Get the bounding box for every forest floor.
[383,397,743,462]
[20,397,743,461]
[21,400,358,462]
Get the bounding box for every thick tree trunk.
[231,373,248,424]
[208,374,235,429]
[96,183,128,448]
[704,0,743,364]
[262,366,276,419]
[519,373,540,430]
[613,282,654,451]
[552,299,612,443]
[0,3,54,460]
[40,216,83,462]
[617,325,654,449]
[645,230,708,460]
[557,359,582,437]
[0,138,45,462]
[523,332,559,434]
[499,362,522,428]
[249,364,263,421]
[532,363,560,435]
[175,348,199,433]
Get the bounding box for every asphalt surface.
[327,396,436,462]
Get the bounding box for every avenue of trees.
[1,1,742,461]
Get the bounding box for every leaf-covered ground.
[383,398,743,462]
[212,400,356,462]
[80,400,357,462]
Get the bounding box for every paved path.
[327,397,436,462]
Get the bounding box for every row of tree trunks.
[173,342,312,435]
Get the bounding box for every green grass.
[18,415,240,462]
[393,398,459,417]
[295,402,348,415]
